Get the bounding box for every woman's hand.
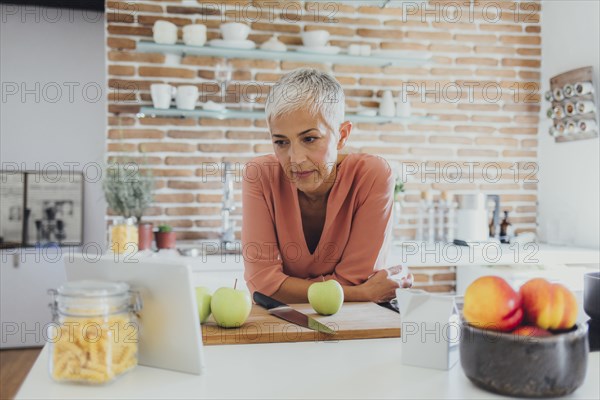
[359,265,414,303]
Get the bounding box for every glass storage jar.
[110,217,138,254]
[48,280,142,384]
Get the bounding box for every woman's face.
[269,109,351,197]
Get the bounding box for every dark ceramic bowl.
[584,272,600,320]
[460,323,589,398]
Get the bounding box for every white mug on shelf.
[150,84,176,109]
[220,22,250,41]
[183,24,207,46]
[575,81,594,96]
[576,100,595,114]
[360,44,371,56]
[301,30,329,47]
[153,20,178,45]
[175,85,199,111]
[379,90,396,117]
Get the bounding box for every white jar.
[379,90,396,117]
[48,281,142,385]
[153,20,178,45]
[396,93,412,118]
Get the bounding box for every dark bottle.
[500,211,512,244]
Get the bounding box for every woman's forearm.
[271,276,368,304]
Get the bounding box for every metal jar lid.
[49,280,142,318]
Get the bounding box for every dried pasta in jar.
[48,281,142,384]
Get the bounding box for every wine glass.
[215,60,232,102]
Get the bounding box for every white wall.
[538,1,600,249]
[0,5,107,247]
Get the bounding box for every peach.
[463,276,523,332]
[519,278,578,331]
[513,325,552,337]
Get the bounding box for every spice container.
[110,217,138,254]
[48,280,142,384]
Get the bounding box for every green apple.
[308,280,344,315]
[210,287,252,328]
[195,286,212,324]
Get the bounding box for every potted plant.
[155,224,176,250]
[102,163,154,253]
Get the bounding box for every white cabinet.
[0,248,67,348]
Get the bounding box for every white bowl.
[220,22,250,41]
[301,30,330,47]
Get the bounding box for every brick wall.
[105,0,541,291]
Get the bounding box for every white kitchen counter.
[147,242,600,270]
[16,339,600,399]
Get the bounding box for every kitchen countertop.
[16,338,600,399]
[150,242,600,271]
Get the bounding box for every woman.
[242,68,413,304]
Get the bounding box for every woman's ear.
[337,121,352,150]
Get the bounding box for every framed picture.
[0,171,26,247]
[23,171,84,246]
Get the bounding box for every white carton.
[396,289,460,370]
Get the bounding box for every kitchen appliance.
[454,194,495,243]
[584,272,600,351]
[202,301,400,345]
[253,292,335,334]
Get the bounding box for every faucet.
[220,162,237,250]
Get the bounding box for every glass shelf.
[307,0,427,8]
[138,107,437,124]
[137,41,432,67]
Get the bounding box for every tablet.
[64,254,204,375]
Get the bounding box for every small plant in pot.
[155,224,176,250]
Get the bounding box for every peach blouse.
[242,153,395,296]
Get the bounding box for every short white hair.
[265,68,345,133]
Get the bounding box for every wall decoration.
[545,66,598,143]
[0,171,84,247]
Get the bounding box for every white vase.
[396,95,412,118]
[379,90,395,117]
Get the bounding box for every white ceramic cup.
[175,85,199,111]
[150,84,176,109]
[360,44,371,56]
[301,30,330,47]
[348,44,361,56]
[153,20,178,45]
[220,22,250,41]
[183,24,207,46]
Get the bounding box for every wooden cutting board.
[201,302,400,345]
